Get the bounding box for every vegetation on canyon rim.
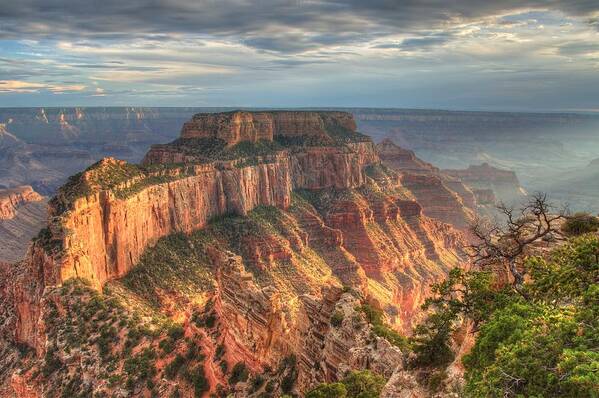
[410,196,599,397]
[311,194,598,396]
[306,370,386,398]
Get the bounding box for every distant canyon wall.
[0,186,42,220]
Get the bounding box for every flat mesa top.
[180,110,358,145]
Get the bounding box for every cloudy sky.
[0,1,598,110]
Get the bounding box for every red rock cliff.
[2,111,473,397]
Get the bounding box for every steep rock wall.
[400,174,474,230]
[376,139,476,229]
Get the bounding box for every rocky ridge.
[443,163,526,204]
[180,111,358,145]
[376,139,478,229]
[0,187,42,220]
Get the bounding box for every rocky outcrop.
[400,174,474,230]
[444,163,526,204]
[181,111,356,145]
[375,139,476,229]
[376,139,438,175]
[297,291,404,390]
[0,187,42,220]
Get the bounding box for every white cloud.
[0,80,86,93]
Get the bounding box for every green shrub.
[219,360,228,374]
[307,370,384,398]
[42,346,62,376]
[229,362,249,385]
[359,304,409,349]
[342,370,386,398]
[250,375,265,392]
[215,344,225,359]
[124,347,157,387]
[280,355,298,394]
[165,354,185,379]
[331,310,344,327]
[426,370,447,392]
[184,366,209,397]
[306,382,348,398]
[561,212,599,236]
[167,324,185,340]
[159,338,176,354]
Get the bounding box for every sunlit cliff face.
[0,2,598,110]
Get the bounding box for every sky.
[0,1,598,111]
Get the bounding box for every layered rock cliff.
[2,111,469,397]
[10,111,377,349]
[0,187,42,220]
[180,111,357,145]
[376,140,476,229]
[376,139,438,175]
[0,187,45,263]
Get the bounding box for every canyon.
[0,111,480,397]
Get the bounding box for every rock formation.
[0,187,42,220]
[376,139,438,175]
[180,111,357,145]
[0,187,46,264]
[1,111,469,397]
[443,163,526,204]
[376,139,476,229]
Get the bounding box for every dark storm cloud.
[1,1,598,53]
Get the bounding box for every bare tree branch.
[467,192,566,292]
